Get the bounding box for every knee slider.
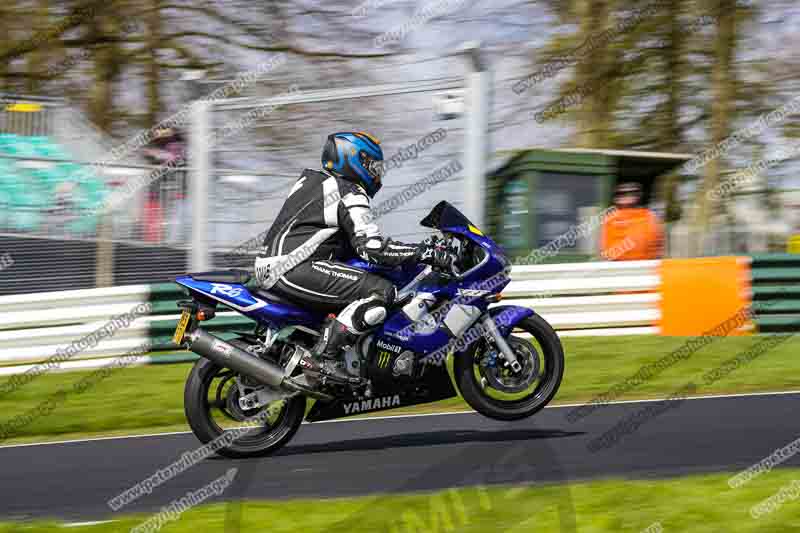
[352,296,388,330]
[359,284,395,328]
[340,283,396,333]
[363,306,387,327]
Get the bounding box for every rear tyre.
[455,314,564,421]
[184,343,306,458]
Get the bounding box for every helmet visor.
[360,152,385,183]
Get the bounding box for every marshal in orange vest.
[600,207,664,260]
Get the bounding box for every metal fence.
[0,93,60,136]
[0,94,151,242]
[190,48,489,272]
[0,48,492,292]
[204,81,466,269]
[0,94,183,293]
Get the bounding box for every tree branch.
[167,30,394,59]
[0,0,110,62]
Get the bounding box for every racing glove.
[416,236,457,272]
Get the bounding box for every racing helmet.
[321,132,385,197]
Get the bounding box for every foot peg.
[299,355,363,386]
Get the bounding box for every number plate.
[173,309,192,345]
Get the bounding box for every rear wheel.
[184,340,306,458]
[455,314,564,421]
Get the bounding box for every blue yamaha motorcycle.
[174,201,564,457]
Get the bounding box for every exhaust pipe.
[188,329,287,388]
[187,329,334,400]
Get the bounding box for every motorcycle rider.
[254,132,455,384]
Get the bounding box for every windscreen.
[420,201,476,231]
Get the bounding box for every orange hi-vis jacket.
[600,207,664,261]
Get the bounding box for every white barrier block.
[0,285,151,312]
[0,337,152,365]
[504,275,660,296]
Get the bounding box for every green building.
[486,148,691,262]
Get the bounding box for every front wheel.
[455,313,564,421]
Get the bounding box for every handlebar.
[423,233,464,277]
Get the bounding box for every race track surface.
[1,392,799,523]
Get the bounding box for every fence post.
[95,215,114,287]
[189,100,211,272]
[463,43,490,229]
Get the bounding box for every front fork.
[481,314,523,373]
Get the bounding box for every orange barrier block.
[658,257,752,336]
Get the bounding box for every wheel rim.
[481,336,541,394]
[199,364,298,452]
[471,322,560,411]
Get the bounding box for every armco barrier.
[751,254,800,333]
[0,262,660,374]
[0,282,252,370]
[503,261,660,336]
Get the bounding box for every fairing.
[177,202,523,362]
[174,276,324,328]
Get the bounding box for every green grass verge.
[1,334,799,445]
[6,469,800,532]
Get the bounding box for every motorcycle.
[174,201,564,457]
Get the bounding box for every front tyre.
[455,314,564,421]
[184,356,306,458]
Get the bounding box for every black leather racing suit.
[256,168,422,334]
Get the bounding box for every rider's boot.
[300,316,359,384]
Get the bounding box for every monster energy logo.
[377,351,392,368]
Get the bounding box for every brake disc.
[482,337,540,394]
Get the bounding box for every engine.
[367,337,416,388]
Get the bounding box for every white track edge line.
[62,520,117,528]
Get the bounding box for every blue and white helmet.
[321,132,385,197]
